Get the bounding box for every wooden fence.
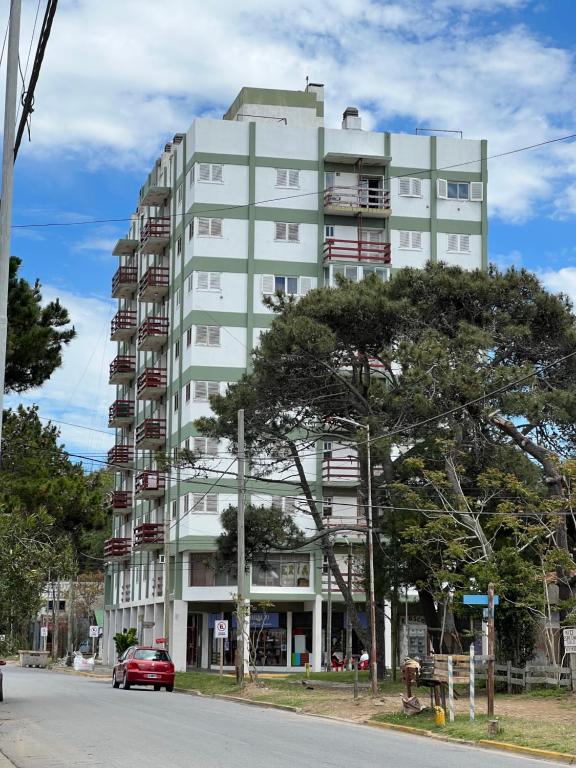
[474,660,572,692]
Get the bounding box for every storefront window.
[252,554,310,588]
[189,553,236,586]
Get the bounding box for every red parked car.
[112,646,174,691]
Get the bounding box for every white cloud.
[5,285,115,460]
[540,267,576,305]
[1,1,573,223]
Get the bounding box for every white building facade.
[103,85,488,671]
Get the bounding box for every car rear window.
[133,649,171,661]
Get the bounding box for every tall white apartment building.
[103,85,488,671]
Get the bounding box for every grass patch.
[372,711,576,755]
[175,671,240,695]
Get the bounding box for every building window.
[325,225,335,238]
[271,495,295,514]
[197,163,223,184]
[274,222,299,242]
[183,493,189,512]
[398,231,422,250]
[192,436,219,455]
[193,380,220,401]
[261,275,313,296]
[189,553,235,586]
[184,437,190,451]
[186,327,192,347]
[171,500,177,519]
[398,177,422,197]
[185,382,191,402]
[187,274,193,292]
[447,234,470,253]
[275,169,300,188]
[323,497,333,517]
[192,493,218,513]
[325,171,335,189]
[188,221,194,240]
[175,340,180,359]
[252,554,311,588]
[174,392,179,412]
[195,325,221,346]
[176,236,182,255]
[196,271,221,291]
[189,166,195,186]
[177,184,183,203]
[197,217,223,237]
[323,441,332,459]
[175,288,181,307]
[437,179,483,201]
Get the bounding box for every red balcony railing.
[140,217,170,254]
[323,239,391,264]
[112,266,138,298]
[139,266,170,301]
[324,186,391,213]
[322,457,360,482]
[110,310,137,341]
[104,537,131,559]
[137,316,169,350]
[136,418,166,448]
[109,355,136,384]
[108,399,135,427]
[137,367,167,400]
[107,444,135,468]
[111,490,133,509]
[135,470,166,498]
[133,522,164,549]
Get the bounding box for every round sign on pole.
[215,620,228,639]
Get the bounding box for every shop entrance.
[186,613,203,668]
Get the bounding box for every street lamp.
[329,416,378,696]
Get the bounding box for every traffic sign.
[40,626,48,637]
[89,625,99,638]
[463,594,499,606]
[214,620,228,639]
[563,627,576,654]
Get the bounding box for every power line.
[10,130,576,229]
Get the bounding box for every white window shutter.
[198,163,211,182]
[288,170,299,188]
[194,381,208,400]
[411,231,422,250]
[206,437,218,455]
[197,271,209,290]
[195,325,208,345]
[210,218,222,237]
[187,274,193,292]
[198,217,210,236]
[276,169,288,187]
[411,178,422,197]
[398,178,411,196]
[459,234,470,252]
[209,272,221,290]
[300,276,313,295]
[207,381,220,398]
[192,492,203,509]
[447,234,458,252]
[399,231,410,249]
[469,181,483,202]
[262,274,275,294]
[206,494,218,513]
[212,164,223,183]
[208,326,221,346]
[437,178,448,199]
[275,222,287,240]
[288,223,299,242]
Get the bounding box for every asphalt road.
[0,666,567,768]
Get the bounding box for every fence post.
[469,644,475,722]
[525,666,531,693]
[506,660,512,694]
[448,655,455,723]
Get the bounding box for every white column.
[384,599,392,675]
[286,611,293,669]
[242,599,250,674]
[171,600,188,671]
[312,595,322,672]
[201,613,209,669]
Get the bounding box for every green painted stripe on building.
[389,167,481,183]
[256,156,318,171]
[223,87,322,119]
[246,122,257,370]
[430,137,438,263]
[178,309,274,329]
[323,214,388,228]
[177,536,219,553]
[180,365,245,383]
[325,161,386,174]
[186,203,319,224]
[184,257,248,277]
[254,208,319,224]
[389,216,431,232]
[256,259,319,277]
[481,139,488,271]
[188,202,250,219]
[437,219,482,235]
[317,128,326,286]
[182,256,318,280]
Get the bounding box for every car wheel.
[165,684,174,692]
[153,684,161,691]
[112,672,120,689]
[123,674,131,690]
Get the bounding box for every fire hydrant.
[434,706,446,727]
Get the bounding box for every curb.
[174,687,298,713]
[368,721,576,764]
[47,667,110,680]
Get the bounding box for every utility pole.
[487,582,495,717]
[325,548,332,670]
[346,540,353,669]
[366,423,378,696]
[66,576,75,660]
[236,409,246,685]
[0,0,22,451]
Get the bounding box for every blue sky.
[2,0,576,465]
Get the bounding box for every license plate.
[147,674,158,678]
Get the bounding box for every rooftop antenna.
[306,75,309,90]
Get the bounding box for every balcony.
[107,444,135,469]
[112,238,139,257]
[109,355,136,385]
[104,537,131,560]
[108,399,135,428]
[324,186,391,217]
[110,310,137,342]
[111,490,133,510]
[136,418,166,449]
[139,266,170,302]
[140,185,170,207]
[322,457,360,484]
[323,239,391,264]
[137,368,167,400]
[137,316,169,351]
[133,522,164,550]
[140,217,170,254]
[112,266,138,299]
[135,471,166,499]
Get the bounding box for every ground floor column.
[171,600,187,671]
[286,611,293,669]
[312,594,322,672]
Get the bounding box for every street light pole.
[365,423,378,696]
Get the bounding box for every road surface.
[0,666,566,767]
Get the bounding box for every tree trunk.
[418,589,443,653]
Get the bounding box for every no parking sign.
[214,620,228,639]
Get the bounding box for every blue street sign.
[463,594,499,606]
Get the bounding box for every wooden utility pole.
[346,542,353,669]
[236,409,246,685]
[487,582,495,717]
